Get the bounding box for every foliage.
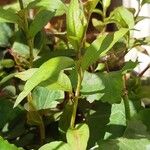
[0,0,150,149]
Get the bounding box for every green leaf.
[28,0,66,16]
[104,101,126,140]
[0,8,19,23]
[121,60,138,74]
[98,137,150,150]
[39,72,72,92]
[104,100,140,139]
[14,56,74,107]
[12,42,39,59]
[92,18,104,31]
[32,86,64,110]
[81,28,128,70]
[81,71,123,104]
[39,123,89,150]
[78,100,111,149]
[110,7,134,29]
[102,0,111,9]
[0,23,13,47]
[0,59,14,68]
[141,0,150,5]
[39,141,70,150]
[0,99,23,129]
[0,73,16,86]
[67,0,87,50]
[67,124,89,150]
[15,68,38,81]
[0,136,23,150]
[29,10,55,38]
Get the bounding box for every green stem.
[27,94,45,143]
[122,75,131,123]
[70,67,83,128]
[18,0,34,68]
[18,0,24,9]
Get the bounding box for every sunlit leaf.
[0,136,23,150]
[67,124,89,150]
[67,0,87,50]
[32,86,64,110]
[81,71,123,104]
[81,28,128,70]
[14,57,74,107]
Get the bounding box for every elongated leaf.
[29,10,55,38]
[67,124,89,150]
[81,28,128,70]
[142,0,150,5]
[67,0,87,50]
[40,72,72,92]
[111,7,134,29]
[0,8,19,23]
[32,86,64,110]
[15,68,38,81]
[14,57,74,107]
[0,136,23,150]
[39,141,70,150]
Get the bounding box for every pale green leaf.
[102,0,111,9]
[67,124,89,150]
[15,68,38,81]
[32,86,64,110]
[14,57,74,107]
[29,10,55,38]
[39,141,70,150]
[81,28,128,70]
